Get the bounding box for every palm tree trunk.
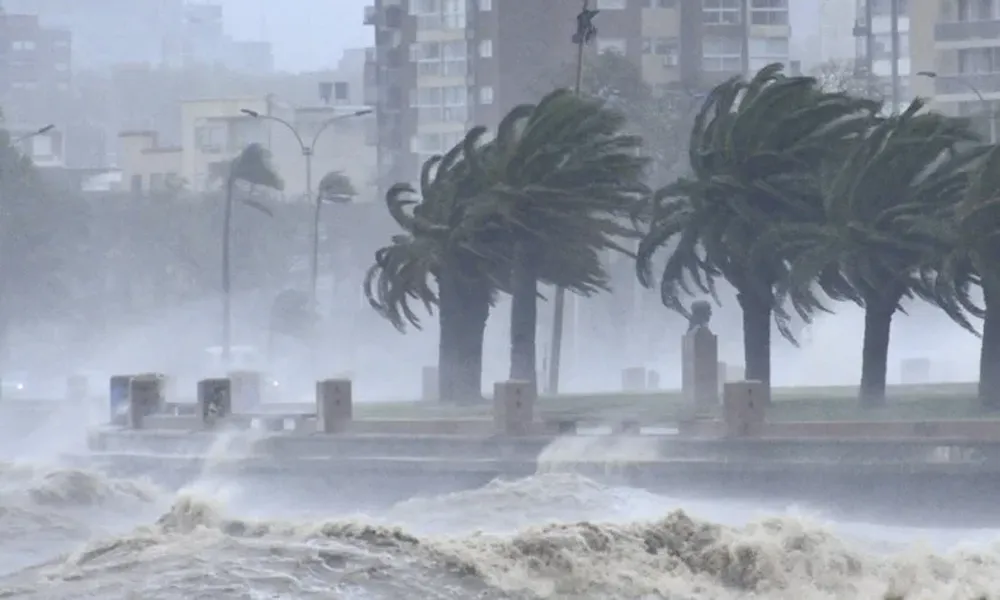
[221,176,234,368]
[737,292,771,388]
[979,284,1000,410]
[509,241,538,386]
[859,297,897,408]
[438,271,490,405]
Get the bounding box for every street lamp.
[917,71,995,143]
[240,107,373,307]
[12,124,55,145]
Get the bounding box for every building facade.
[364,0,791,193]
[0,10,71,165]
[118,97,377,198]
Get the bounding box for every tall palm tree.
[636,63,878,388]
[365,143,500,404]
[771,99,982,406]
[921,145,1000,408]
[221,143,283,365]
[463,89,649,385]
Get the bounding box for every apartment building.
[0,11,71,166]
[364,0,791,192]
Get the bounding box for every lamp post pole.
[241,108,372,307]
[547,0,599,395]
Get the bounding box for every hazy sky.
[218,0,815,73]
[219,0,370,71]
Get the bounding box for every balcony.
[364,5,377,26]
[935,20,1000,42]
[853,20,869,37]
[934,73,1000,96]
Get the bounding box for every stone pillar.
[900,358,931,385]
[317,379,352,433]
[421,366,439,402]
[109,375,132,426]
[682,327,719,415]
[229,370,263,413]
[621,367,647,392]
[66,374,89,402]
[128,373,165,429]
[723,380,767,438]
[647,370,660,390]
[198,378,231,427]
[493,380,535,435]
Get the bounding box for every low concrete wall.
[680,418,1000,440]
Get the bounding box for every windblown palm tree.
[636,63,878,388]
[462,89,649,385]
[364,143,500,404]
[771,99,983,406]
[221,143,283,365]
[920,145,1000,408]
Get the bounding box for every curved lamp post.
[917,71,995,143]
[240,107,372,307]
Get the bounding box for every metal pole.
[864,0,875,97]
[306,146,319,309]
[890,0,900,110]
[740,0,750,76]
[548,0,595,396]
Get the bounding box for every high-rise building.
[0,11,71,165]
[364,0,791,193]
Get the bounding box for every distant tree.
[317,170,356,203]
[220,143,284,363]
[810,59,876,98]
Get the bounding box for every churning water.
[2,412,1000,598]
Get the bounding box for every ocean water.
[2,406,1000,599]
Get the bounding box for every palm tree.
[772,99,982,406]
[221,143,283,365]
[921,145,1000,408]
[636,63,878,388]
[364,143,500,404]
[462,89,649,385]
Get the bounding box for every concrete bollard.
[900,358,931,385]
[723,380,767,438]
[317,379,352,433]
[128,373,165,429]
[229,370,263,413]
[493,380,535,436]
[421,366,439,402]
[682,327,719,415]
[197,378,231,427]
[621,367,647,392]
[66,374,89,402]
[109,375,133,425]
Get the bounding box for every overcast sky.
[219,0,370,71]
[218,0,817,73]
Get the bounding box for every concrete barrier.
[197,378,231,427]
[229,371,263,413]
[493,380,535,435]
[723,380,767,438]
[128,374,166,429]
[317,379,352,433]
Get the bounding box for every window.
[642,0,676,6]
[412,85,468,124]
[12,40,36,51]
[131,175,143,193]
[958,46,1000,73]
[479,39,492,58]
[749,37,789,58]
[597,0,627,8]
[54,62,69,71]
[479,86,494,104]
[703,0,741,24]
[702,35,742,72]
[195,124,226,153]
[643,37,679,62]
[479,0,491,9]
[750,6,788,25]
[150,173,165,192]
[411,41,467,77]
[597,38,627,55]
